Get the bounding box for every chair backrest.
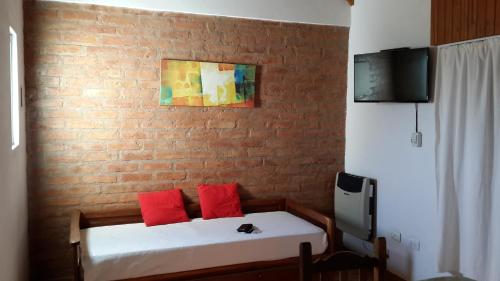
[300,237,387,281]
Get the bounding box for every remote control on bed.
[237,224,254,233]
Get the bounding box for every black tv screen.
[354,48,429,103]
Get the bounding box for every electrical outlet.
[411,132,422,147]
[389,231,402,243]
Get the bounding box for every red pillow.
[197,183,243,220]
[138,189,190,226]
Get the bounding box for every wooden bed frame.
[69,198,336,281]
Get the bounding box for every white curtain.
[435,37,500,281]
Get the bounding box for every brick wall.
[24,2,348,279]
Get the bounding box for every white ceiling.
[41,0,351,26]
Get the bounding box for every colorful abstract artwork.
[160,59,256,107]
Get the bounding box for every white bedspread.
[81,211,328,281]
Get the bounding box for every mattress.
[81,211,328,281]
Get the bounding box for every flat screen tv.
[354,48,429,103]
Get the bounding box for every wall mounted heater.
[334,172,374,241]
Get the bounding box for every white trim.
[10,26,20,151]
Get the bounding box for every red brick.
[121,130,153,139]
[121,173,152,182]
[82,175,117,184]
[108,142,141,151]
[31,118,65,129]
[45,176,80,185]
[66,119,102,129]
[101,15,138,26]
[69,143,105,151]
[187,130,217,140]
[102,35,137,47]
[125,69,158,80]
[219,129,248,138]
[156,172,186,181]
[142,162,172,170]
[122,110,154,119]
[107,163,139,172]
[39,130,79,141]
[175,161,204,170]
[46,154,80,164]
[86,46,119,56]
[62,33,98,44]
[121,151,153,161]
[82,193,137,204]
[205,160,234,169]
[61,10,98,21]
[175,119,205,129]
[236,159,263,168]
[207,120,236,129]
[44,197,81,207]
[85,110,118,119]
[154,151,186,160]
[35,186,95,197]
[85,25,117,34]
[68,164,102,174]
[81,152,114,162]
[46,88,81,97]
[43,44,82,55]
[81,130,118,140]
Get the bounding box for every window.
[10,26,19,150]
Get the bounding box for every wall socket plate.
[411,132,422,147]
[389,231,402,243]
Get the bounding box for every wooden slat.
[486,0,497,35]
[452,0,462,43]
[432,0,500,45]
[495,0,500,34]
[477,0,487,38]
[497,0,500,33]
[431,0,439,45]
[468,0,478,39]
[359,268,368,281]
[373,237,388,281]
[461,0,469,40]
[444,0,454,43]
[437,0,447,45]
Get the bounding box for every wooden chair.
[299,237,387,281]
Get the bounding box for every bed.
[70,199,335,281]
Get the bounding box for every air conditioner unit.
[334,172,374,241]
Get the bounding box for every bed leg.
[72,244,81,281]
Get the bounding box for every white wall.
[41,0,351,26]
[0,0,28,280]
[346,1,447,280]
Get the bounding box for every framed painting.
[160,59,256,108]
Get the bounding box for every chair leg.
[373,237,387,281]
[359,268,368,281]
[300,242,313,281]
[339,271,348,281]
